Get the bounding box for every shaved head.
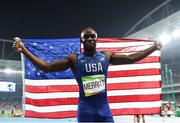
[80,27,97,41]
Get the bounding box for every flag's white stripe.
[117,51,160,56]
[25,88,161,99]
[109,100,162,109]
[25,79,77,86]
[25,75,161,86]
[150,51,160,56]
[107,88,161,96]
[109,63,160,71]
[25,104,77,112]
[82,44,160,56]
[107,75,161,84]
[25,91,79,99]
[81,42,154,48]
[25,101,161,112]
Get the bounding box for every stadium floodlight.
[159,29,180,46]
[159,33,171,45]
[3,68,14,74]
[1,68,22,74]
[171,29,180,38]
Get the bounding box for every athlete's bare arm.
[12,37,76,73]
[104,42,160,65]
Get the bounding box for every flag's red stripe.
[110,56,160,64]
[108,94,161,103]
[25,107,160,118]
[25,110,77,118]
[82,47,160,55]
[135,56,160,64]
[25,85,79,93]
[108,69,160,78]
[107,81,161,90]
[97,38,157,42]
[111,107,161,115]
[82,47,145,53]
[25,94,160,106]
[96,46,141,52]
[25,97,78,106]
[25,81,160,93]
[95,47,140,52]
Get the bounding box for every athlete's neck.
[83,50,96,58]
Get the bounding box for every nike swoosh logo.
[80,60,86,62]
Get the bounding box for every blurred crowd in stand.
[161,102,175,117]
[0,100,22,117]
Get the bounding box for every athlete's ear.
[80,38,85,44]
[80,33,85,43]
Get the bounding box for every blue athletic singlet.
[74,51,114,122]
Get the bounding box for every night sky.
[0,0,170,39]
[0,0,179,60]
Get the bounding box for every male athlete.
[13,27,160,122]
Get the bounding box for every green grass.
[0,111,22,117]
[0,114,13,117]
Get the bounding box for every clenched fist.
[154,40,161,50]
[12,37,25,52]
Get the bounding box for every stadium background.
[0,0,180,122]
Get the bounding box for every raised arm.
[12,37,75,72]
[105,41,160,65]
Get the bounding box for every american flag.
[22,38,161,118]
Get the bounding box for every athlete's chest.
[78,54,108,74]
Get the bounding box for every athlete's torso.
[75,51,109,104]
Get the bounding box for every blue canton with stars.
[23,38,80,79]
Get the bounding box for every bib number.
[82,74,105,97]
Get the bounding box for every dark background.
[0,0,180,60]
[0,0,173,39]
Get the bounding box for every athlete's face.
[81,29,97,52]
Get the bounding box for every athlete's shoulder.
[65,53,77,63]
[101,50,113,59]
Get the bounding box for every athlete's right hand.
[12,37,25,52]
